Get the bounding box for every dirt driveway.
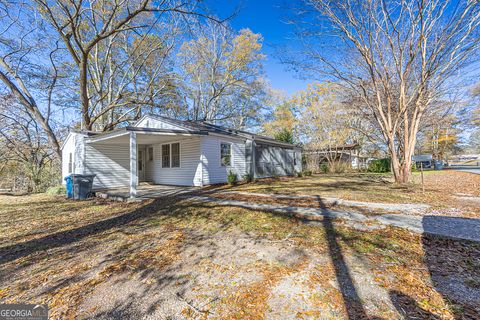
[1,193,479,319]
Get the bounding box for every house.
[61,114,302,197]
[303,143,370,170]
[412,154,433,169]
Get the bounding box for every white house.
[62,114,302,197]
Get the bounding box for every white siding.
[294,149,303,173]
[149,137,203,186]
[136,116,186,130]
[201,135,246,185]
[61,132,86,183]
[85,144,130,190]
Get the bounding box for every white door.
[138,147,145,182]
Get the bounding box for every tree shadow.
[314,195,369,319]
[421,222,480,319]
[0,198,169,265]
[389,290,441,319]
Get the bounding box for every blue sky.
[207,0,310,95]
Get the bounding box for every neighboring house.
[303,143,370,170]
[412,154,433,169]
[61,114,302,197]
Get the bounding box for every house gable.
[134,115,189,131]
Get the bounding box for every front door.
[138,147,146,182]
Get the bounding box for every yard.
[207,170,480,218]
[1,171,479,319]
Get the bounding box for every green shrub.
[296,171,304,177]
[320,163,328,174]
[46,185,66,195]
[242,173,254,183]
[227,170,238,185]
[411,162,418,172]
[303,170,313,176]
[367,158,391,173]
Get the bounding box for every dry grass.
[0,191,479,318]
[210,170,480,217]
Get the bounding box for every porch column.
[252,139,257,178]
[130,132,138,198]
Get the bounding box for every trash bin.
[70,174,96,200]
[64,176,73,198]
[433,160,444,170]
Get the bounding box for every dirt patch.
[78,230,309,319]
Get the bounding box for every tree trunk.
[389,140,414,184]
[0,70,62,159]
[35,109,61,159]
[80,58,91,130]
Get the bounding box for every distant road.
[448,166,480,175]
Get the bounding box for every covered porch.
[85,127,208,198]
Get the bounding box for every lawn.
[0,187,479,319]
[209,170,480,218]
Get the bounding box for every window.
[68,153,73,173]
[162,143,180,168]
[162,144,170,168]
[148,147,153,161]
[171,143,180,168]
[293,152,297,166]
[221,143,232,166]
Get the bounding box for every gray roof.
[144,114,301,149]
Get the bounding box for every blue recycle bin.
[64,174,96,199]
[64,175,73,198]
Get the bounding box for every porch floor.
[95,183,199,202]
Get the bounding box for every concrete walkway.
[450,165,480,175]
[188,196,480,243]
[218,191,430,214]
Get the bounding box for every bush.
[296,171,304,177]
[227,170,238,185]
[46,185,66,195]
[303,170,313,176]
[330,162,350,173]
[411,162,418,172]
[320,163,328,174]
[242,173,254,183]
[368,158,391,173]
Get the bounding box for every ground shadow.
[314,195,369,319]
[421,218,480,319]
[389,290,441,319]
[0,198,167,265]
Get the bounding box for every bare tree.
[34,0,222,130]
[295,83,368,172]
[178,21,267,127]
[86,23,181,131]
[0,94,58,192]
[288,0,480,183]
[0,0,63,157]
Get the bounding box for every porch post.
[252,139,257,178]
[130,132,138,198]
